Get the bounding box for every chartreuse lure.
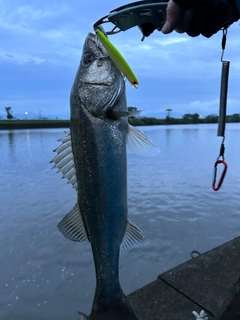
[95,28,139,88]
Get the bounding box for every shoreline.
[1,119,239,130]
[0,120,70,130]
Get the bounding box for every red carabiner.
[212,160,228,191]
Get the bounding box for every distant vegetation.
[1,106,240,129]
[128,112,240,126]
[5,106,13,119]
[0,120,70,130]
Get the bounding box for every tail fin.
[89,293,139,320]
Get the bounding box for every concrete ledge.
[128,236,240,320]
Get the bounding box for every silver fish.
[51,31,160,320]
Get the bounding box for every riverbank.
[0,120,70,130]
[128,236,240,320]
[1,118,240,130]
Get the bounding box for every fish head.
[72,32,125,117]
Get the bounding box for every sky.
[1,0,240,119]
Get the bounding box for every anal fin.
[121,220,147,253]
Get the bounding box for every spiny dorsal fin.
[127,124,160,157]
[50,131,78,191]
[120,220,147,253]
[57,203,88,242]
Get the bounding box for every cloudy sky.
[1,0,240,119]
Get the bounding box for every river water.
[1,124,240,320]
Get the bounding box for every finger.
[175,9,194,33]
[162,0,183,34]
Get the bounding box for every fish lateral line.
[95,28,139,88]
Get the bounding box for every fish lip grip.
[93,0,168,38]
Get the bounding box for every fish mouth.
[87,32,107,57]
[83,82,112,87]
[81,31,125,116]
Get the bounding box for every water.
[1,124,240,320]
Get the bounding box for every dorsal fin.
[50,131,78,191]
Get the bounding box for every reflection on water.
[165,128,172,140]
[8,130,15,148]
[0,124,240,320]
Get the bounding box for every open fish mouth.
[83,81,113,87]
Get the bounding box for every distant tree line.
[128,112,240,126]
[2,106,240,125]
[5,106,13,119]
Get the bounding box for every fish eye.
[83,53,94,65]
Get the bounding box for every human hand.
[162,0,240,37]
[161,0,194,34]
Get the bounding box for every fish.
[51,31,160,320]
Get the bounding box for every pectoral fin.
[127,124,160,156]
[127,109,143,117]
[120,220,147,253]
[106,108,142,120]
[57,203,88,242]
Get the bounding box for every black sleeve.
[173,0,240,37]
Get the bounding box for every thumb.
[162,0,183,33]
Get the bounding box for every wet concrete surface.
[128,236,240,320]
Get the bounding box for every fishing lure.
[95,28,139,88]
